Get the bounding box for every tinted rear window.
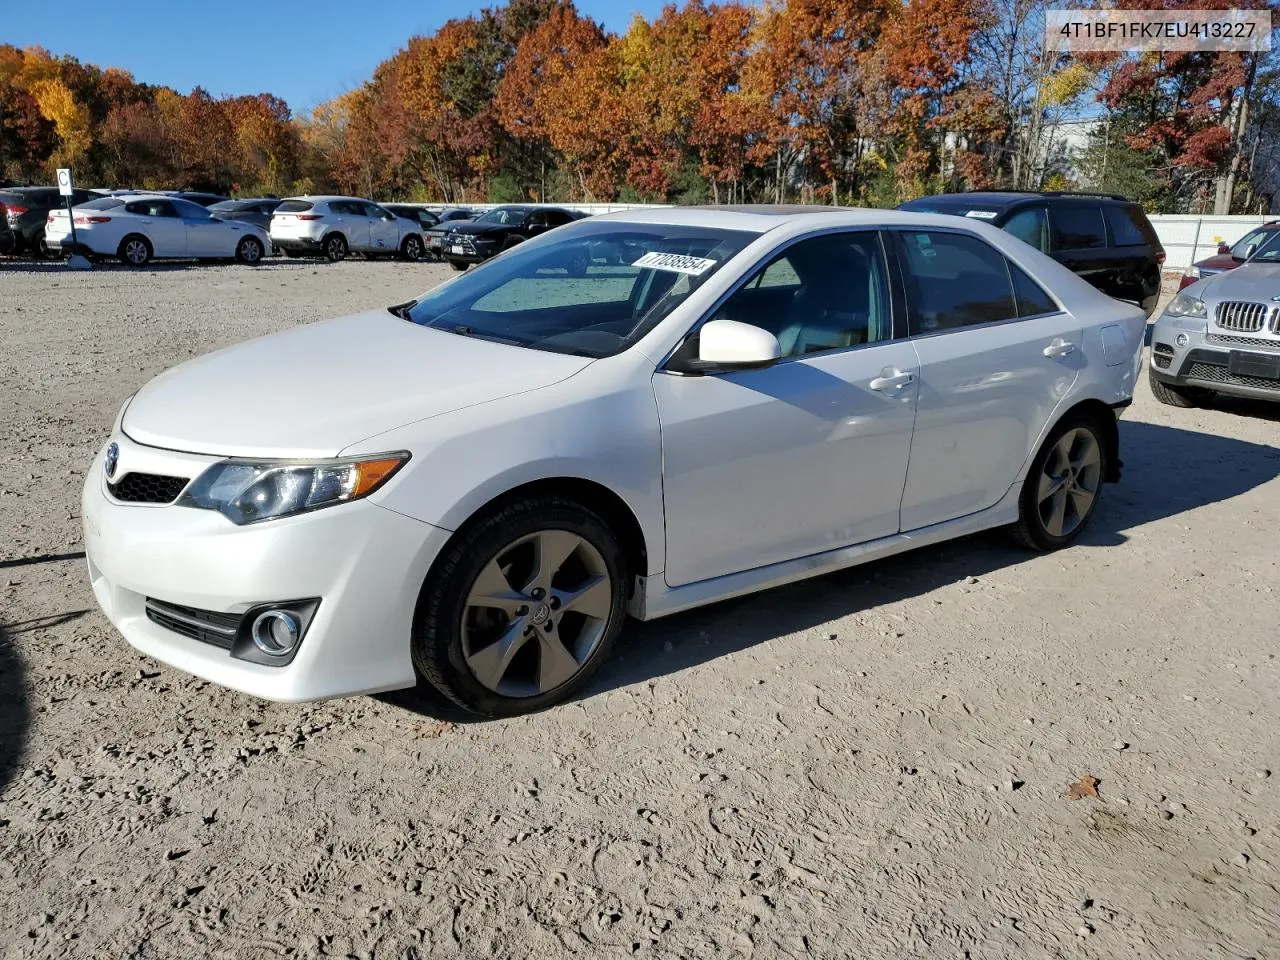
[1105,205,1154,247]
[276,200,314,213]
[79,197,124,211]
[1053,206,1107,250]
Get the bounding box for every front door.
[176,200,228,256]
[892,228,1083,531]
[654,231,920,587]
[365,203,401,253]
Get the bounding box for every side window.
[1104,205,1149,246]
[1008,261,1059,317]
[174,200,210,219]
[527,211,548,228]
[1052,206,1107,251]
[547,210,572,227]
[708,231,893,358]
[898,230,1017,334]
[331,201,354,216]
[1002,207,1049,253]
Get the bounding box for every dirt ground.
[1,257,1278,960]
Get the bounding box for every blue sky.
[6,0,668,113]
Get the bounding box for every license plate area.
[451,245,465,255]
[1228,350,1280,380]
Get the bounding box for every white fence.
[404,203,1272,273]
[1147,215,1272,271]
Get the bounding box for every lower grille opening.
[1153,353,1172,369]
[145,598,241,650]
[1185,361,1280,391]
[108,472,190,504]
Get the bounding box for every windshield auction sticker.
[632,251,717,276]
[1046,9,1272,53]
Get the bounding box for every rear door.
[334,201,369,250]
[894,228,1083,531]
[1048,203,1115,294]
[124,200,185,256]
[1103,204,1162,314]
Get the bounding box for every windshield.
[1244,230,1280,263]
[477,207,527,225]
[403,221,756,358]
[1231,227,1275,259]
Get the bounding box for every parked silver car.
[1149,246,1280,406]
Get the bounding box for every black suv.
[442,205,585,271]
[1,185,103,258]
[898,191,1165,317]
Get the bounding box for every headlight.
[176,453,408,525]
[1163,293,1207,319]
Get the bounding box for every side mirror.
[1217,242,1231,255]
[1243,242,1259,261]
[670,319,781,374]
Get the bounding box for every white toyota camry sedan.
[83,206,1146,716]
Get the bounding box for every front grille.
[1206,333,1280,350]
[107,472,189,504]
[1185,362,1280,391]
[145,599,241,650]
[1214,301,1271,333]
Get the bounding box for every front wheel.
[235,236,264,265]
[1149,367,1214,408]
[401,235,423,261]
[449,260,468,272]
[1011,414,1108,552]
[413,498,629,717]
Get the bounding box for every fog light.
[251,610,301,657]
[1176,333,1189,346]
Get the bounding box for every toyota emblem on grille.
[104,442,119,479]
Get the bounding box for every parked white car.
[82,207,1146,716]
[269,196,426,262]
[47,194,270,265]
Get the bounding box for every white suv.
[270,196,425,262]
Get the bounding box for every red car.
[1179,220,1280,289]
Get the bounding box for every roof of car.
[901,191,1135,209]
[593,204,994,233]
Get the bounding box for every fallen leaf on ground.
[1067,774,1101,800]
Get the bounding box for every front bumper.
[1149,318,1280,400]
[82,436,450,701]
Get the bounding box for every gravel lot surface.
[1,258,1278,959]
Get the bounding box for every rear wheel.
[118,235,152,267]
[322,233,347,262]
[413,498,629,717]
[235,236,264,265]
[1011,414,1108,552]
[1149,366,1214,407]
[32,230,56,260]
[401,235,423,261]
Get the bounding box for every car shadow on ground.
[384,418,1279,723]
[0,624,29,794]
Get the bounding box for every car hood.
[449,221,510,237]
[122,310,594,458]
[1199,262,1280,301]
[431,219,474,234]
[1193,253,1239,272]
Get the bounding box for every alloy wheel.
[124,239,149,265]
[461,529,613,698]
[1037,427,1101,538]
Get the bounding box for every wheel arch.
[1037,397,1122,484]
[424,476,650,600]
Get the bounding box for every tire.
[234,236,264,265]
[401,235,424,261]
[117,234,152,267]
[413,497,630,718]
[1010,412,1108,552]
[1148,366,1214,408]
[322,233,347,262]
[449,260,468,272]
[32,230,55,260]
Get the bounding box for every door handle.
[1043,337,1076,359]
[869,368,916,392]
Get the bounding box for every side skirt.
[629,483,1022,621]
